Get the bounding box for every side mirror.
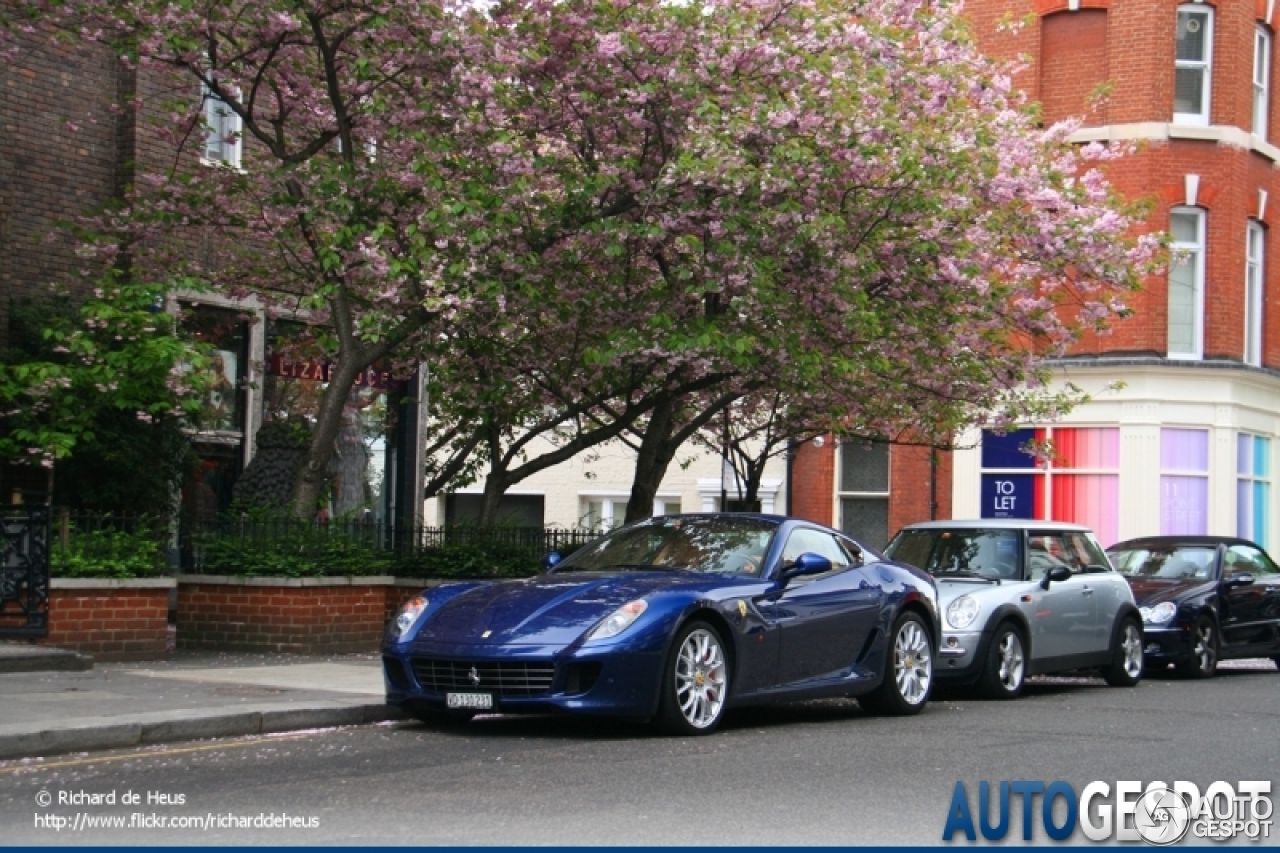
[779,552,833,583]
[1040,565,1072,590]
[1226,572,1256,588]
[541,551,563,571]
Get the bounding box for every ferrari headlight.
[946,595,980,630]
[1139,601,1177,625]
[391,596,429,639]
[587,600,648,642]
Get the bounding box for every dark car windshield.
[553,516,779,577]
[1108,545,1217,580]
[885,529,1021,580]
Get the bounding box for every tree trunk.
[624,396,677,523]
[287,357,364,519]
[476,419,509,526]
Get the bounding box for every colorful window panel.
[1161,428,1209,535]
[1047,428,1119,547]
[980,428,1118,546]
[1238,434,1270,547]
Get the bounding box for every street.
[2,662,1277,846]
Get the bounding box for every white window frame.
[1246,221,1265,366]
[1168,207,1206,360]
[201,82,242,168]
[1174,5,1213,126]
[1255,26,1271,138]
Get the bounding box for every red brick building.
[791,0,1280,551]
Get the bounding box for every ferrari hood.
[1125,577,1213,607]
[412,571,711,646]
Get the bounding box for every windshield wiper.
[932,570,1001,583]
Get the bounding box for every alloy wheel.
[894,619,933,706]
[1120,623,1143,679]
[997,632,1025,692]
[1192,622,1216,672]
[674,627,727,729]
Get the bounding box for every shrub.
[51,520,167,579]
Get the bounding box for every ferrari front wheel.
[658,620,729,735]
[860,611,933,716]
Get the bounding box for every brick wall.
[789,437,835,525]
[37,581,172,661]
[889,443,953,534]
[176,577,394,654]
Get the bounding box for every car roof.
[894,518,1095,533]
[1108,535,1259,550]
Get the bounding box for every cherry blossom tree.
[4,0,1160,522]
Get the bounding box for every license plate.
[446,692,493,710]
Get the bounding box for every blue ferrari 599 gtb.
[382,513,940,734]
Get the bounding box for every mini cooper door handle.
[1081,587,1094,595]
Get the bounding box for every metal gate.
[0,507,50,638]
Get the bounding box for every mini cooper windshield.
[553,516,779,576]
[886,528,1021,580]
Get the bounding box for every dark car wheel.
[657,620,730,735]
[1176,615,1219,679]
[978,623,1026,700]
[860,611,933,715]
[1102,617,1144,687]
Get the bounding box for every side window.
[1028,532,1090,579]
[1225,544,1278,576]
[780,528,852,571]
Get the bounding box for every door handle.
[1081,587,1094,596]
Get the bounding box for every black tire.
[1102,617,1144,687]
[656,620,730,735]
[860,611,934,715]
[978,622,1027,700]
[1176,614,1219,679]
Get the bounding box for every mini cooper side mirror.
[541,551,563,571]
[780,552,833,583]
[1040,564,1072,590]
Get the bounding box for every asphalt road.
[2,662,1277,846]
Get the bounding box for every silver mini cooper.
[883,520,1143,699]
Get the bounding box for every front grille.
[410,658,556,697]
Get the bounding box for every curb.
[0,646,94,674]
[0,703,409,761]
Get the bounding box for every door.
[1220,543,1280,651]
[1025,530,1104,660]
[756,527,884,686]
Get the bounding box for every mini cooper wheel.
[658,620,730,735]
[978,623,1027,700]
[860,611,933,715]
[1102,617,1143,687]
[1176,615,1219,679]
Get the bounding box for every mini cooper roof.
[896,519,1096,533]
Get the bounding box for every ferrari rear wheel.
[658,620,729,735]
[860,611,933,716]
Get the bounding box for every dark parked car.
[383,514,940,734]
[1107,536,1280,677]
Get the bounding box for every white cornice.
[1068,123,1280,164]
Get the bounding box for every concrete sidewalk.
[0,647,404,761]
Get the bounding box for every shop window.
[980,427,1119,546]
[1238,434,1270,546]
[1168,208,1206,359]
[184,304,248,435]
[1175,5,1213,125]
[261,320,400,522]
[1246,221,1265,366]
[838,439,889,550]
[1161,428,1209,535]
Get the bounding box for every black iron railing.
[0,507,51,638]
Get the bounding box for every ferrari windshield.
[554,516,779,577]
